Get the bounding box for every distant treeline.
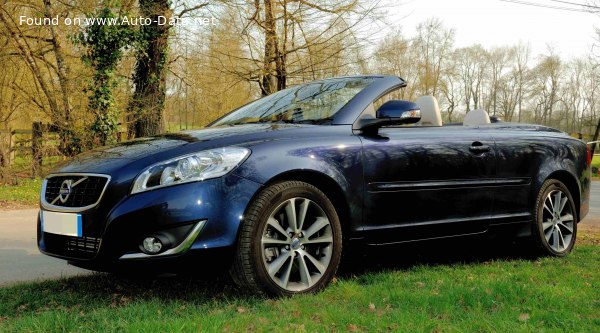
[1,1,599,167]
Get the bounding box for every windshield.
[211,77,375,126]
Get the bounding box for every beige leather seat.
[415,96,442,126]
[463,109,491,126]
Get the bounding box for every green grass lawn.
[1,241,598,332]
[592,155,600,177]
[0,178,41,207]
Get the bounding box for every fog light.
[142,237,163,254]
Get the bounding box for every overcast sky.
[391,0,598,59]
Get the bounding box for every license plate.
[41,211,82,237]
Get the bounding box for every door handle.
[469,142,490,154]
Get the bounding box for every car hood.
[51,124,337,175]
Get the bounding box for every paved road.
[2,182,600,286]
[0,209,89,286]
[588,181,600,222]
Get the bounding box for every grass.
[0,155,64,207]
[592,155,600,177]
[0,178,41,208]
[0,236,598,332]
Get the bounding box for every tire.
[230,181,342,296]
[532,179,578,256]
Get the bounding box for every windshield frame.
[208,76,399,127]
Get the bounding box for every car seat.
[463,109,491,126]
[415,96,442,126]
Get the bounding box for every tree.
[530,52,561,126]
[77,6,134,146]
[217,0,380,96]
[514,43,530,122]
[412,18,454,96]
[485,47,510,116]
[0,61,25,168]
[372,30,416,99]
[127,0,172,138]
[439,66,462,122]
[455,45,488,111]
[0,0,79,154]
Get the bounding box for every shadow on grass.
[338,234,537,278]
[1,234,538,317]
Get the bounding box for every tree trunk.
[128,0,171,138]
[44,0,71,132]
[261,0,278,96]
[591,117,600,156]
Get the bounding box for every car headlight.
[131,147,250,194]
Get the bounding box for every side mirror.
[357,100,421,135]
[376,100,421,123]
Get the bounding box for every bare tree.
[514,43,530,122]
[412,18,454,96]
[485,47,510,116]
[0,0,78,154]
[530,51,561,126]
[371,30,416,99]
[439,65,462,122]
[215,0,383,96]
[455,45,488,111]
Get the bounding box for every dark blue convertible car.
[38,75,591,295]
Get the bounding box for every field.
[0,230,598,332]
[0,178,41,209]
[0,150,598,331]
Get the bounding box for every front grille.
[66,236,101,254]
[44,175,109,208]
[44,233,101,259]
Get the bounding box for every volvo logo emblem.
[48,176,88,206]
[59,180,73,203]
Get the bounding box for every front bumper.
[37,174,262,270]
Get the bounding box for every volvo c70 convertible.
[38,75,591,295]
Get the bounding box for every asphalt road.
[588,181,600,221]
[0,209,89,286]
[2,182,600,286]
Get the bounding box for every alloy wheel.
[541,189,575,253]
[260,197,334,292]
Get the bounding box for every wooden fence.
[0,122,61,178]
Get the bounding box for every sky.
[391,0,599,59]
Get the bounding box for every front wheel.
[230,181,342,296]
[532,179,578,256]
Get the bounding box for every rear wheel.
[230,181,342,296]
[532,179,577,256]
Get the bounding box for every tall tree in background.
[455,45,488,111]
[127,0,172,138]
[372,30,415,99]
[0,0,79,154]
[78,6,134,146]
[514,43,530,122]
[485,47,510,116]
[413,18,454,96]
[530,52,561,125]
[218,0,379,96]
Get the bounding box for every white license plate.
[41,211,82,237]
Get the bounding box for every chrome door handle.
[469,143,490,153]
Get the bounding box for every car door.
[359,126,496,244]
[483,128,539,225]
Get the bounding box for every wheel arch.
[264,170,353,236]
[545,170,581,222]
